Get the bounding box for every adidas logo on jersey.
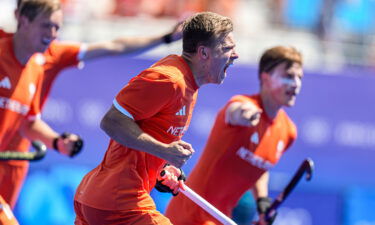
[250,132,259,144]
[176,105,186,116]
[0,77,11,89]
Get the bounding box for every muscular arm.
[225,101,262,127]
[100,105,194,167]
[81,23,182,61]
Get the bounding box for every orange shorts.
[74,201,172,225]
[0,162,29,209]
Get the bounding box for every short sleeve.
[114,72,178,121]
[46,41,82,70]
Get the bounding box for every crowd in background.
[1,0,374,70]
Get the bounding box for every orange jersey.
[75,55,198,212]
[5,38,81,154]
[166,94,297,225]
[0,29,12,39]
[0,31,81,207]
[0,37,43,151]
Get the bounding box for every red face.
[19,9,63,53]
[205,32,239,84]
[263,62,303,107]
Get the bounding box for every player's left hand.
[155,164,186,196]
[254,197,276,225]
[54,132,84,157]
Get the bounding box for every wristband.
[53,136,59,151]
[52,132,84,157]
[162,33,173,44]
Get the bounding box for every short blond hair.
[182,12,233,53]
[18,0,61,22]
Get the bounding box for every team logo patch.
[34,53,46,65]
[29,83,36,97]
[276,140,285,159]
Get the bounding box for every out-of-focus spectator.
[267,0,285,26]
[112,0,142,17]
[111,0,238,18]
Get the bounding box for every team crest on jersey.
[29,83,36,98]
[34,53,46,65]
[276,140,284,159]
[250,132,259,144]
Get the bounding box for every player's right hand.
[155,164,186,196]
[226,102,262,127]
[164,140,194,168]
[54,132,84,158]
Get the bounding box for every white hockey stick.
[180,184,237,225]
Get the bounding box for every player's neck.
[12,32,34,65]
[182,53,205,87]
[260,91,281,119]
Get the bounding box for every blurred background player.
[0,0,183,210]
[165,46,303,225]
[0,0,82,213]
[74,12,238,225]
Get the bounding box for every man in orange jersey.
[74,12,239,225]
[165,46,303,225]
[0,0,183,209]
[0,0,84,211]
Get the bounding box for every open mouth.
[41,37,51,45]
[224,61,233,73]
[286,90,297,97]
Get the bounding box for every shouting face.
[204,32,239,84]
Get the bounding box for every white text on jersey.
[167,126,187,136]
[236,147,273,170]
[0,97,29,115]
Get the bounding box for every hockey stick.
[265,158,314,222]
[180,184,237,225]
[158,169,237,225]
[0,141,47,161]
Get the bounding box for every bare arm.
[82,22,182,61]
[20,119,58,149]
[100,105,194,167]
[252,171,270,199]
[20,119,80,156]
[225,101,262,127]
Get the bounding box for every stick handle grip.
[180,184,237,225]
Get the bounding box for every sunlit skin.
[260,62,303,118]
[205,32,239,84]
[13,9,63,64]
